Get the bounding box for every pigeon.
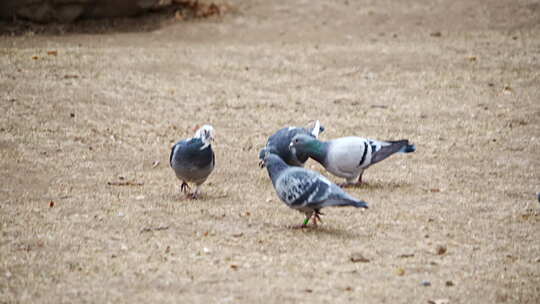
[260,152,368,228]
[170,125,215,199]
[289,134,416,187]
[258,120,324,167]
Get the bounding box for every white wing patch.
[311,120,321,138]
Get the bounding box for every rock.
[57,4,86,22]
[428,299,449,304]
[0,0,173,23]
[445,280,454,287]
[421,280,431,287]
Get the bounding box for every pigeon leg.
[339,174,364,188]
[181,181,197,199]
[357,172,364,185]
[190,185,201,200]
[313,211,323,226]
[180,181,191,194]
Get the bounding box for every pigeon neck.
[307,140,327,164]
[266,156,289,182]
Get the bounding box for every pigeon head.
[261,152,288,180]
[260,151,281,167]
[289,133,319,151]
[194,124,215,149]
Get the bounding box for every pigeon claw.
[311,211,323,227]
[187,192,199,200]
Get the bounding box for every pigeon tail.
[399,143,416,153]
[371,140,414,164]
[350,200,369,209]
[324,198,368,209]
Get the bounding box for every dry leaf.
[47,50,58,56]
[350,253,370,263]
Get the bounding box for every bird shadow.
[346,180,413,191]
[165,191,229,203]
[276,224,363,240]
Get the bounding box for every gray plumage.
[170,125,215,199]
[258,120,324,167]
[290,134,416,186]
[262,153,368,227]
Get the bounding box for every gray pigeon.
[290,134,416,187]
[258,120,324,167]
[261,152,368,228]
[170,125,215,199]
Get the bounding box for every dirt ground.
[1,0,539,303]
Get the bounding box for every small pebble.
[445,280,454,287]
[421,280,432,286]
[436,245,447,255]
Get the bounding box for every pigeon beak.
[288,142,293,150]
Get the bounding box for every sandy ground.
[1,0,540,303]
